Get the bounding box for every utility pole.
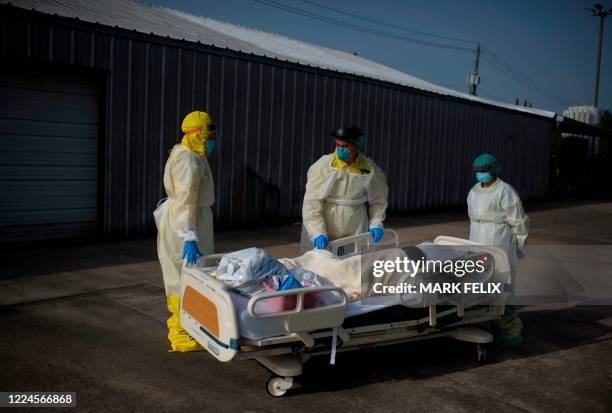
[468,44,481,95]
[586,4,612,107]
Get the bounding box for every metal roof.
[4,0,556,119]
[557,116,612,139]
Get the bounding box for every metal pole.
[594,14,605,106]
[468,45,480,95]
[474,44,480,95]
[587,4,611,107]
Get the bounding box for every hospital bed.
[179,230,511,397]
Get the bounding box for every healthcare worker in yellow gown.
[301,124,388,253]
[155,111,216,352]
[468,153,529,347]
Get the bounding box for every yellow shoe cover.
[166,295,203,353]
[498,307,523,338]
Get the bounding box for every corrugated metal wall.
[0,72,99,241]
[1,5,553,238]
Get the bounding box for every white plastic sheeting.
[562,106,602,126]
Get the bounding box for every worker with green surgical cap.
[154,110,217,352]
[467,153,529,347]
[300,124,388,253]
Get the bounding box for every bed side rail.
[247,287,348,344]
[394,250,499,322]
[195,252,226,268]
[328,229,399,258]
[433,236,511,275]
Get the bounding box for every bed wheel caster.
[266,375,293,397]
[476,343,488,364]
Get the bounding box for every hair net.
[473,153,502,174]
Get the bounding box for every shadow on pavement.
[292,305,612,395]
[0,238,159,279]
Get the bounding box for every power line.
[481,56,554,102]
[249,0,474,51]
[481,51,573,105]
[251,0,576,106]
[481,55,572,106]
[481,47,574,104]
[293,0,572,104]
[295,0,476,45]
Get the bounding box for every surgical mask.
[337,146,350,162]
[205,139,216,156]
[475,172,493,183]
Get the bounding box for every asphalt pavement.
[1,200,611,412]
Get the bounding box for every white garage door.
[0,74,99,242]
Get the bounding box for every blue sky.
[154,0,611,114]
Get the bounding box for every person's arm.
[502,186,529,256]
[172,154,201,242]
[366,161,389,229]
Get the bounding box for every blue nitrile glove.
[279,273,304,291]
[312,234,328,250]
[182,240,203,265]
[370,227,384,244]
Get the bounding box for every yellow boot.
[495,306,524,348]
[166,295,203,352]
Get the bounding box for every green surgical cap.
[473,153,502,174]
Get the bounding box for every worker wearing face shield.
[467,153,529,347]
[154,110,217,352]
[300,124,389,253]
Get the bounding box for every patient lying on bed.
[217,243,500,306]
[279,248,409,300]
[278,244,498,303]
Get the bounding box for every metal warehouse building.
[0,0,557,242]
